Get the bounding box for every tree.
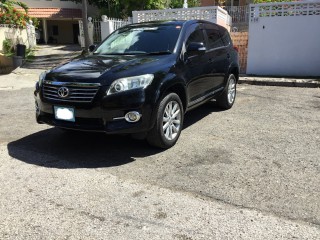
[74,0,200,50]
[169,0,200,9]
[119,0,168,17]
[82,0,90,53]
[71,0,200,18]
[0,0,38,28]
[117,0,200,17]
[0,0,28,13]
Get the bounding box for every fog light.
[125,111,141,123]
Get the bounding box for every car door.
[183,23,212,106]
[203,23,230,89]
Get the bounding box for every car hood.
[45,54,174,85]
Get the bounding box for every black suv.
[34,20,239,148]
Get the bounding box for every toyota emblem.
[57,87,69,98]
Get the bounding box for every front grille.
[42,80,100,103]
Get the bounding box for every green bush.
[2,39,14,56]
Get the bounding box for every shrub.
[2,39,14,56]
[0,0,38,28]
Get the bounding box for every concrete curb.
[239,76,320,88]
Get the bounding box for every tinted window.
[221,30,232,46]
[95,24,182,54]
[205,28,224,49]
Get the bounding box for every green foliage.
[25,47,35,61]
[169,0,200,9]
[73,0,200,18]
[0,0,37,28]
[2,39,14,56]
[31,17,39,28]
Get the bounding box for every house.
[20,0,98,44]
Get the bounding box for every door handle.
[208,58,214,63]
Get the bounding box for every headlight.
[38,71,47,86]
[107,74,154,95]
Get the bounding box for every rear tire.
[216,74,237,110]
[147,93,184,149]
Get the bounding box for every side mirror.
[186,42,206,56]
[88,44,96,53]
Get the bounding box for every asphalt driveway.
[0,81,319,239]
[0,45,319,239]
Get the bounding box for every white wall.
[247,2,320,76]
[132,6,231,31]
[0,27,31,52]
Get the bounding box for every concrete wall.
[132,6,231,31]
[247,2,320,76]
[0,27,30,52]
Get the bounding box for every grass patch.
[26,48,36,61]
[3,52,14,57]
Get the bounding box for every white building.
[20,0,98,44]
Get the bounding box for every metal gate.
[92,19,101,44]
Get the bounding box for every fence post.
[88,17,94,45]
[132,11,138,23]
[26,20,36,48]
[100,17,114,40]
[78,20,84,47]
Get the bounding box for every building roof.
[25,8,82,19]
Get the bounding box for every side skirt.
[187,87,224,110]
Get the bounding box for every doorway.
[73,24,80,44]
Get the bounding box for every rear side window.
[221,30,232,46]
[205,28,224,49]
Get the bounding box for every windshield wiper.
[94,51,172,56]
[94,52,137,56]
[145,51,172,55]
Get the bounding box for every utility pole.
[82,0,90,53]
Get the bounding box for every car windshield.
[94,23,182,55]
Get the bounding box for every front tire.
[216,74,237,110]
[147,93,184,149]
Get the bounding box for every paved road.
[0,46,319,239]
[1,85,320,239]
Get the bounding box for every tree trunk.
[82,0,90,53]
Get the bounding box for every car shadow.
[183,101,224,129]
[7,128,162,169]
[7,103,222,169]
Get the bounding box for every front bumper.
[34,87,156,134]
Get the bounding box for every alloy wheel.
[162,100,181,141]
[228,77,236,105]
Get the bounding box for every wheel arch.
[228,65,239,83]
[161,83,187,112]
[155,77,187,113]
